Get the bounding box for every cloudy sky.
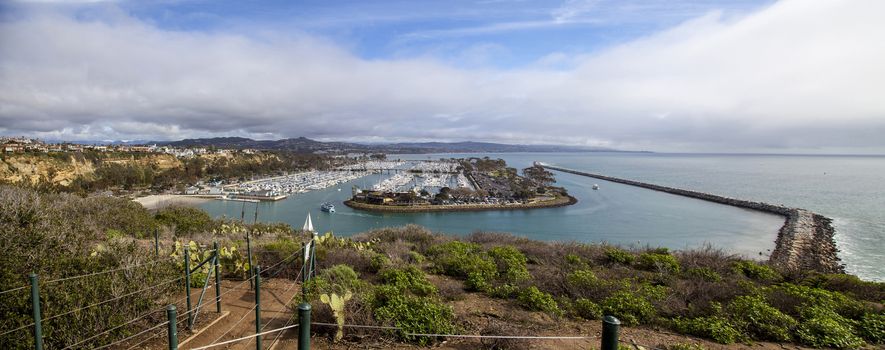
[1,0,883,153]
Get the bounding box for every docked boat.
[321,202,336,213]
[592,184,599,190]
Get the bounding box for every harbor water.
[199,152,885,281]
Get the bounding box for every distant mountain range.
[154,137,636,154]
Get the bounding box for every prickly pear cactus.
[320,291,353,341]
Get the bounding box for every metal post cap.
[298,303,312,311]
[603,315,620,325]
[167,305,177,311]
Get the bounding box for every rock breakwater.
[540,164,843,273]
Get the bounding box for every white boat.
[592,184,599,190]
[321,202,336,213]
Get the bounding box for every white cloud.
[1,0,884,152]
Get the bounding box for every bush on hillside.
[794,306,865,349]
[857,312,885,344]
[155,206,212,236]
[672,316,743,344]
[637,252,681,274]
[574,298,603,320]
[516,286,560,315]
[605,248,635,265]
[726,295,797,342]
[732,261,781,282]
[601,290,657,326]
[684,267,722,283]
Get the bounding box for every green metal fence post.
[167,305,178,350]
[301,242,308,302]
[298,302,311,350]
[29,273,43,350]
[214,241,222,313]
[154,227,160,256]
[254,265,262,350]
[184,248,193,330]
[601,315,620,350]
[246,235,254,290]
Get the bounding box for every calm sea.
[199,153,885,281]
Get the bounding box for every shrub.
[601,291,656,326]
[732,261,781,282]
[516,286,560,315]
[574,298,603,320]
[857,312,885,344]
[637,252,680,273]
[567,269,598,289]
[369,253,391,272]
[155,206,212,236]
[407,251,425,264]
[605,248,634,265]
[565,253,583,266]
[372,292,455,345]
[668,343,706,350]
[672,316,743,344]
[319,264,364,294]
[488,246,531,284]
[684,267,722,283]
[767,283,867,320]
[794,306,865,349]
[801,273,885,303]
[427,241,497,292]
[726,295,797,342]
[378,266,437,296]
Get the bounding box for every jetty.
[538,163,843,274]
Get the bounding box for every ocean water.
[199,152,885,281]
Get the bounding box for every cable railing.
[0,255,177,296]
[241,263,305,349]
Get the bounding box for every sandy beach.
[133,194,214,210]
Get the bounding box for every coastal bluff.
[539,163,843,274]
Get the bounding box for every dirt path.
[180,279,302,350]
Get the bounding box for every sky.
[1,0,884,153]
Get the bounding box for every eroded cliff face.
[0,152,283,188]
[0,154,96,186]
[0,153,179,187]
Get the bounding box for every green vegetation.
[726,295,796,341]
[636,251,680,273]
[574,298,603,320]
[667,343,707,350]
[684,267,722,282]
[516,286,560,315]
[605,247,635,265]
[673,316,744,344]
[733,260,781,282]
[155,206,213,236]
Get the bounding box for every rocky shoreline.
[343,195,577,213]
[541,164,843,273]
